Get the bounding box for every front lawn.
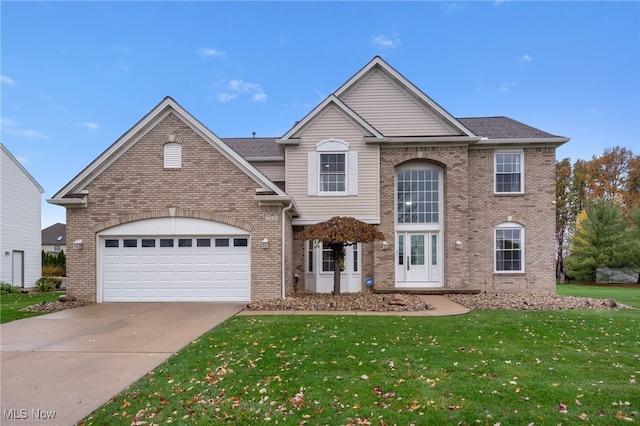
[557,284,640,308]
[83,309,639,425]
[0,291,63,324]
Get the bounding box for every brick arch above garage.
[91,209,255,234]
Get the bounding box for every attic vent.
[164,142,181,168]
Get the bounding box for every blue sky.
[1,1,639,228]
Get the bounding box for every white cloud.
[587,107,597,114]
[197,48,226,59]
[252,92,267,103]
[441,2,465,13]
[79,122,100,131]
[217,92,238,103]
[371,34,401,50]
[1,117,48,139]
[519,54,533,63]
[1,75,15,85]
[499,81,518,92]
[218,79,267,103]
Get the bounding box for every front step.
[374,288,481,295]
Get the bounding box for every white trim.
[494,149,524,194]
[494,222,525,274]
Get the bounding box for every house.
[42,223,67,254]
[0,143,45,288]
[48,57,569,302]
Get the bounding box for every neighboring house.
[48,57,569,303]
[0,143,45,288]
[42,223,67,254]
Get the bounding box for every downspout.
[281,201,294,299]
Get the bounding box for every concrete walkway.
[0,303,245,425]
[0,296,468,425]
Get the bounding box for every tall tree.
[301,216,385,295]
[585,146,638,209]
[565,201,629,282]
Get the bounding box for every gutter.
[281,201,294,299]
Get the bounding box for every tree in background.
[301,216,385,295]
[585,146,639,210]
[565,201,630,282]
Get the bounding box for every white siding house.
[0,144,44,288]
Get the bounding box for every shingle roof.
[42,223,66,245]
[223,138,283,159]
[458,116,563,139]
[220,117,562,161]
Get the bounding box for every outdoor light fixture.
[455,240,462,249]
[262,238,269,249]
[73,239,84,250]
[381,241,389,250]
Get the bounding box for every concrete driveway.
[0,302,245,425]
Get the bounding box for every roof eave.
[364,136,482,144]
[474,137,570,147]
[46,197,87,208]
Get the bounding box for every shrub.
[0,282,22,295]
[42,265,65,277]
[35,277,59,293]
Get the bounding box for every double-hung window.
[320,153,345,192]
[495,151,523,193]
[308,139,357,196]
[495,223,524,272]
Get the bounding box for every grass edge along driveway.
[82,298,638,425]
[0,291,62,324]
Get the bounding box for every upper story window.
[320,153,345,192]
[307,139,357,196]
[495,222,524,273]
[495,151,523,194]
[396,163,442,224]
[164,142,182,168]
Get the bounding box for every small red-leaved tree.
[300,216,385,295]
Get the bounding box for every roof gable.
[50,97,287,201]
[279,95,383,142]
[42,223,66,245]
[334,56,474,137]
[0,143,44,193]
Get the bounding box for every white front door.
[396,232,441,287]
[12,251,24,287]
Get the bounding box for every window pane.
[397,169,439,223]
[160,239,174,247]
[322,248,334,272]
[178,239,192,247]
[307,243,313,272]
[411,235,425,266]
[319,153,346,192]
[495,228,522,271]
[123,239,137,248]
[234,238,248,247]
[398,235,404,265]
[197,238,211,247]
[141,239,155,248]
[215,238,229,247]
[353,245,358,272]
[105,239,119,248]
[496,153,522,193]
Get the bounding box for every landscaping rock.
[58,294,76,302]
[446,293,631,311]
[247,292,433,312]
[21,299,93,313]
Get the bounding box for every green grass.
[0,291,63,324]
[84,309,639,425]
[557,284,640,308]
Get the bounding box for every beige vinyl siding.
[285,106,379,221]
[340,69,457,137]
[250,161,285,182]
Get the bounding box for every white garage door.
[101,235,250,302]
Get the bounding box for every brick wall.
[65,113,285,302]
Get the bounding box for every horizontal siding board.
[341,70,457,137]
[0,148,42,286]
[285,107,379,221]
[250,161,285,182]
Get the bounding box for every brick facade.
[65,113,286,302]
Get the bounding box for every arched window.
[494,222,525,272]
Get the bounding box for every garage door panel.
[102,234,250,302]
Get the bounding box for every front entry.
[395,162,444,288]
[396,232,440,286]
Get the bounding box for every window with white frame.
[396,164,441,224]
[495,151,523,193]
[308,139,357,196]
[164,142,182,168]
[495,223,524,272]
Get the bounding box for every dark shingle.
[223,138,283,159]
[42,223,66,245]
[458,116,563,139]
